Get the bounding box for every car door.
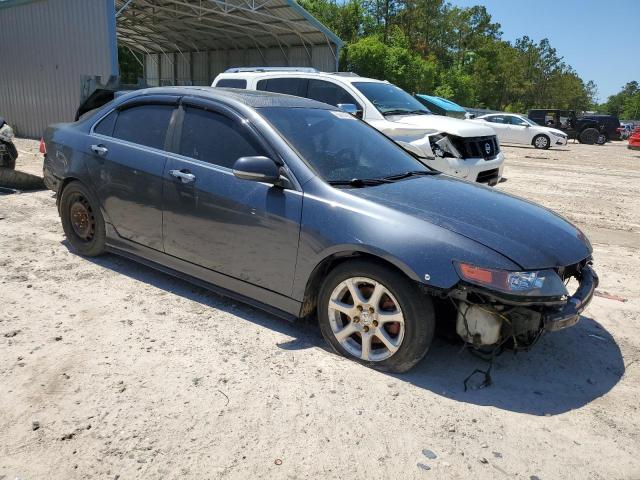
[507,115,531,144]
[88,96,178,250]
[162,98,303,296]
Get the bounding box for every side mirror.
[337,103,362,118]
[233,156,281,184]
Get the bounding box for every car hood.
[349,175,592,270]
[387,114,496,137]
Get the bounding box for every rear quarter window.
[93,110,117,136]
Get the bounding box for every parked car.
[629,127,640,150]
[43,87,598,373]
[413,94,467,119]
[528,109,621,144]
[471,113,568,149]
[213,68,504,186]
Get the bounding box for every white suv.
[212,68,504,185]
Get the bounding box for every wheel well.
[56,177,80,212]
[532,133,549,144]
[299,251,416,319]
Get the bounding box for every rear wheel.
[59,181,105,257]
[317,260,435,373]
[596,133,607,145]
[533,134,550,149]
[579,128,599,144]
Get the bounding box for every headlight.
[0,124,14,142]
[550,131,566,138]
[454,261,568,297]
[429,134,463,159]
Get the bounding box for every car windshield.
[519,116,539,126]
[352,82,431,116]
[258,107,431,184]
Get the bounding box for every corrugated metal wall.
[0,0,117,138]
[144,45,337,87]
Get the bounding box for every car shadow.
[401,315,624,416]
[71,247,624,417]
[502,144,571,152]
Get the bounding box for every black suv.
[528,109,621,144]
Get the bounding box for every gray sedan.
[43,87,597,372]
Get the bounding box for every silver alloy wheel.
[327,277,405,362]
[535,136,549,148]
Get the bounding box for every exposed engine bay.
[443,260,598,352]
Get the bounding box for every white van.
[213,68,504,185]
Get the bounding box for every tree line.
[599,82,640,120]
[300,0,599,113]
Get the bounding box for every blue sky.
[449,0,640,102]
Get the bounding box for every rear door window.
[178,107,264,169]
[112,105,174,150]
[256,78,308,97]
[215,79,248,89]
[307,79,360,108]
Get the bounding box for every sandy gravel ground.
[1,138,639,480]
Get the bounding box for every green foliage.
[599,82,640,119]
[298,0,600,111]
[344,33,436,93]
[118,46,143,85]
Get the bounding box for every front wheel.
[317,260,435,373]
[59,181,106,257]
[533,134,550,149]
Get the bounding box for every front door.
[507,115,532,144]
[87,101,177,250]
[162,102,302,296]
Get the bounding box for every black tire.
[317,259,435,373]
[532,134,550,149]
[596,133,607,145]
[579,128,599,144]
[0,168,44,190]
[59,181,106,257]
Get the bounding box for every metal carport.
[0,0,342,137]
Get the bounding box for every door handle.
[90,144,108,156]
[169,169,196,184]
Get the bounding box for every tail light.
[616,127,621,133]
[39,137,47,154]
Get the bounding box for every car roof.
[115,86,337,110]
[214,70,388,86]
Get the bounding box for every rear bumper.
[42,160,60,192]
[543,265,598,332]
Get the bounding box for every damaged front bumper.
[450,263,598,349]
[543,265,598,331]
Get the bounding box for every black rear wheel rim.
[69,194,96,242]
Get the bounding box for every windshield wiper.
[382,170,438,181]
[327,177,394,188]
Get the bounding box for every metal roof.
[114,0,343,56]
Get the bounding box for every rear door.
[161,98,302,296]
[88,96,178,250]
[484,115,513,142]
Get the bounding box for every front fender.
[291,178,519,301]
